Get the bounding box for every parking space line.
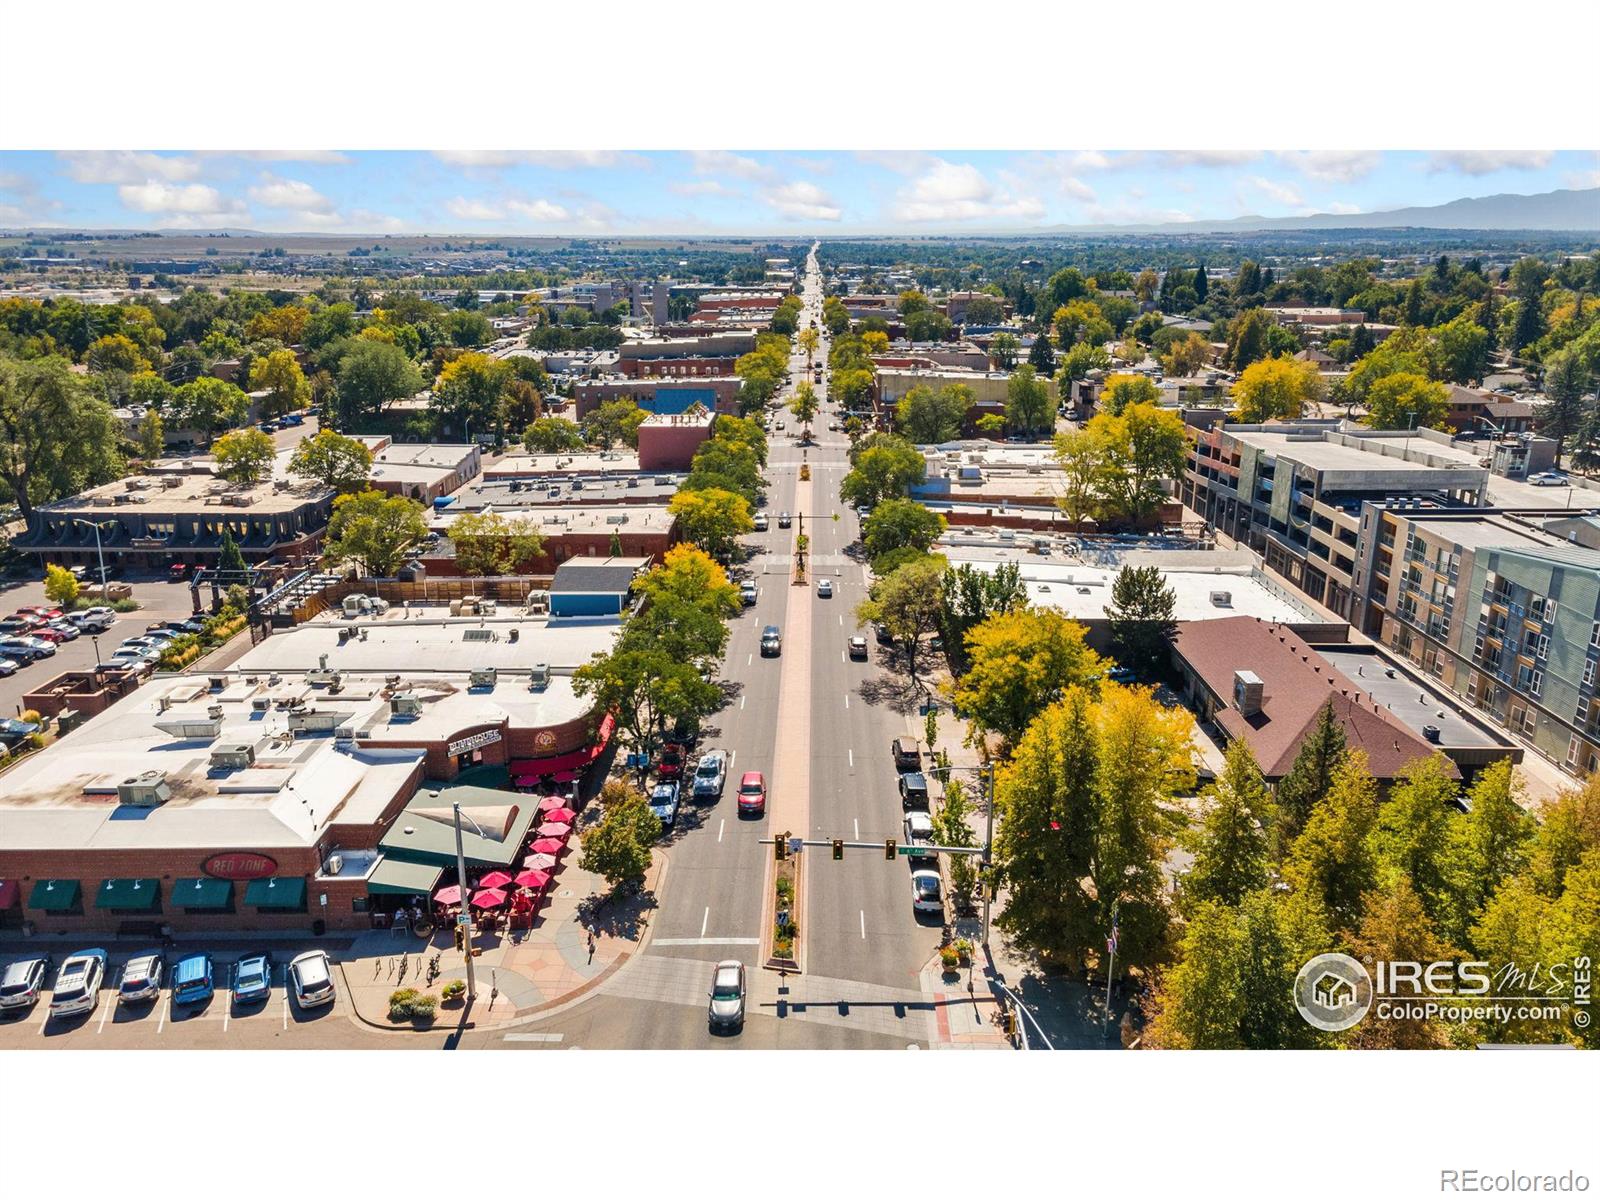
[854,818,859,839]
[848,748,854,768]
[282,996,288,1030]
[717,819,725,843]
[37,1001,52,1034]
[700,907,710,937]
[740,695,746,710]
[844,692,849,708]
[860,911,867,939]
[97,998,111,1034]
[222,992,230,1032]
[157,994,169,1034]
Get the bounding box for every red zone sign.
[201,852,279,880]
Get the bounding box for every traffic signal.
[775,832,789,861]
[453,925,465,952]
[884,838,896,860]
[832,839,843,860]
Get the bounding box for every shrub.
[387,988,437,1022]
[441,979,466,1001]
[110,598,140,612]
[20,709,41,725]
[940,945,961,970]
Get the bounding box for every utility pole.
[981,760,996,949]
[452,801,477,1000]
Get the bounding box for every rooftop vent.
[469,668,497,689]
[391,692,422,717]
[209,743,256,770]
[117,770,171,807]
[1233,670,1265,717]
[1209,590,1233,607]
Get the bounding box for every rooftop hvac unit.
[469,668,498,688]
[207,703,224,720]
[605,513,627,524]
[1209,590,1233,607]
[391,692,422,717]
[210,743,256,770]
[529,663,551,689]
[154,717,222,739]
[305,670,337,687]
[386,674,402,689]
[1233,670,1265,717]
[1423,724,1441,743]
[117,770,172,807]
[324,853,345,876]
[289,708,350,733]
[208,676,226,691]
[251,697,270,713]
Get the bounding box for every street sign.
[787,835,804,856]
[896,845,924,857]
[457,915,472,927]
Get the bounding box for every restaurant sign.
[202,852,278,880]
[448,729,503,756]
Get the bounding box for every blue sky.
[0,150,1595,235]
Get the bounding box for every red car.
[16,606,62,622]
[29,626,70,643]
[169,561,195,582]
[656,742,686,782]
[737,771,767,817]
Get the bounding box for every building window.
[1568,735,1582,767]
[1537,634,1550,661]
[1586,659,1596,688]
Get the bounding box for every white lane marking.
[37,999,52,1033]
[652,937,761,946]
[717,819,725,843]
[747,653,752,666]
[700,907,710,938]
[841,650,845,663]
[838,614,843,626]
[504,1032,564,1042]
[729,750,736,773]
[844,692,849,709]
[848,748,854,768]
[740,695,746,710]
[854,817,860,839]
[97,997,112,1034]
[860,910,867,939]
[157,994,169,1034]
[282,995,289,1030]
[222,992,230,1032]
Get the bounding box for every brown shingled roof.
[1174,617,1457,781]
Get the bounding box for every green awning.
[173,877,233,908]
[367,857,444,896]
[95,878,160,910]
[245,876,307,908]
[29,879,81,911]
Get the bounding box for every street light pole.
[70,517,113,602]
[452,801,477,1000]
[981,761,996,950]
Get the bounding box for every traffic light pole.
[453,802,477,1001]
[766,837,985,857]
[981,761,996,951]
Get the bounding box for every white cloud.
[432,150,635,170]
[1250,175,1306,208]
[854,150,932,176]
[210,150,350,164]
[670,179,739,198]
[62,151,200,184]
[248,174,335,214]
[1083,203,1193,226]
[1325,201,1363,215]
[446,197,505,221]
[1160,150,1259,168]
[348,208,407,233]
[1068,151,1115,170]
[1427,150,1553,175]
[1565,170,1600,190]
[116,182,246,226]
[891,160,1044,224]
[506,198,571,222]
[762,181,841,222]
[1276,150,1382,183]
[689,150,774,182]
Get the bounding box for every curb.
[336,846,671,1036]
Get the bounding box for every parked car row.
[890,736,945,917]
[0,604,120,672]
[0,949,337,1020]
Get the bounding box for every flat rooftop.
[234,612,623,675]
[485,451,644,477]
[0,675,425,852]
[37,471,331,518]
[429,503,675,537]
[937,545,1323,625]
[1227,429,1486,485]
[1410,517,1555,552]
[1313,645,1508,751]
[446,474,682,509]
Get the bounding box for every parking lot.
[0,945,388,1050]
[0,572,205,720]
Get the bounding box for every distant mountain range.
[1041,189,1600,235]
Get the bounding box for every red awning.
[0,878,17,909]
[507,711,618,777]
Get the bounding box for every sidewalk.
[335,850,665,1033]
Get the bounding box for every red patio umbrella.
[477,870,514,890]
[433,884,464,906]
[542,807,577,824]
[537,795,567,812]
[553,770,581,784]
[537,822,573,839]
[513,868,552,890]
[470,887,508,908]
[529,837,566,855]
[523,852,557,871]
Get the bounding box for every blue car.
[232,954,272,1005]
[648,780,681,831]
[171,953,214,1006]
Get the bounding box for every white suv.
[289,951,336,1009]
[49,950,108,1018]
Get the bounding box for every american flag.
[1106,917,1119,957]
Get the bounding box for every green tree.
[1273,700,1347,844]
[448,510,546,575]
[1053,427,1107,528]
[136,406,165,460]
[1004,364,1053,437]
[1526,776,1600,898]
[0,359,120,525]
[1285,750,1378,931]
[840,434,925,508]
[1182,740,1271,909]
[578,780,661,894]
[1433,313,1491,384]
[1469,875,1558,1045]
[1104,564,1178,675]
[953,608,1105,748]
[1442,758,1533,946]
[854,557,945,686]
[335,339,423,426]
[1089,403,1187,524]
[931,777,979,911]
[937,561,1027,666]
[989,332,1020,369]
[1345,877,1453,1048]
[1363,371,1450,431]
[667,487,754,561]
[44,563,81,608]
[788,381,820,437]
[862,498,946,567]
[1059,341,1112,383]
[1369,753,1459,925]
[1227,308,1273,370]
[1027,333,1056,376]
[1098,373,1161,416]
[895,383,970,444]
[434,351,513,441]
[287,429,372,494]
[573,642,720,756]
[218,528,248,576]
[248,348,311,417]
[172,375,250,438]
[1539,349,1591,456]
[212,427,277,485]
[523,416,586,454]
[324,490,428,577]
[583,398,649,450]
